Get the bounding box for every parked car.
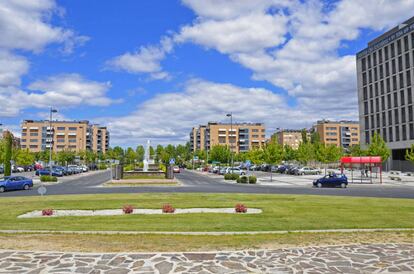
[12,165,24,173]
[173,166,180,173]
[35,167,63,177]
[313,173,348,188]
[277,165,288,173]
[81,165,89,172]
[218,167,228,175]
[212,166,220,174]
[0,176,33,192]
[286,165,299,175]
[295,167,321,175]
[225,167,246,175]
[68,165,82,174]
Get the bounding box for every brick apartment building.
[190,122,266,153]
[271,129,310,149]
[21,120,109,154]
[313,120,360,149]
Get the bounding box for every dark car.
[313,173,348,188]
[0,176,33,192]
[35,167,63,177]
[277,165,287,173]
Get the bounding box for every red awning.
[340,156,382,164]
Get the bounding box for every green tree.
[263,143,284,181]
[297,142,314,164]
[405,144,414,164]
[56,150,75,166]
[209,145,231,164]
[301,129,309,144]
[283,145,297,162]
[310,131,321,144]
[125,147,137,164]
[246,148,264,165]
[349,144,366,156]
[136,145,145,162]
[368,133,390,162]
[15,149,35,166]
[3,131,12,176]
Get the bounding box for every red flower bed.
[122,205,134,214]
[162,204,175,213]
[42,209,54,216]
[235,204,247,213]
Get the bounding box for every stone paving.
[0,243,413,273]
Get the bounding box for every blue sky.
[0,0,413,147]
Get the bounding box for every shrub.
[236,176,248,184]
[224,173,239,180]
[235,204,247,213]
[122,205,134,214]
[162,204,175,213]
[98,163,107,170]
[40,175,58,182]
[42,209,54,216]
[248,176,257,184]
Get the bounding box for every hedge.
[40,175,58,182]
[224,173,239,180]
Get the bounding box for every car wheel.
[317,183,322,188]
[341,183,347,189]
[23,184,30,190]
[0,186,5,193]
[301,172,305,176]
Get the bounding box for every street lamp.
[226,113,234,171]
[49,107,58,172]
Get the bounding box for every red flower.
[162,204,175,213]
[42,209,54,216]
[122,205,134,214]
[235,204,247,213]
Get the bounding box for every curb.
[0,228,412,236]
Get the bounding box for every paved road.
[1,170,414,198]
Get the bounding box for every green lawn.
[0,193,413,232]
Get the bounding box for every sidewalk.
[0,243,413,273]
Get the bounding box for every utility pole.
[49,107,58,172]
[226,113,234,171]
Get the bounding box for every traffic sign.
[38,186,47,196]
[169,158,175,165]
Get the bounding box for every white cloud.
[0,74,119,117]
[107,37,173,80]
[0,51,29,86]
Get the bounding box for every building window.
[386,78,390,92]
[21,133,26,136]
[410,124,414,140]
[408,88,412,104]
[362,58,366,71]
[389,127,393,142]
[375,98,379,112]
[395,125,400,141]
[391,43,395,58]
[363,87,368,100]
[374,67,378,82]
[385,62,390,76]
[384,46,389,60]
[68,139,76,143]
[252,129,259,132]
[364,102,368,115]
[365,131,370,144]
[29,139,38,142]
[376,113,380,128]
[409,106,413,122]
[57,127,65,130]
[402,107,406,123]
[362,73,367,85]
[21,139,26,143]
[373,52,377,66]
[393,75,397,90]
[392,59,396,74]
[401,89,405,105]
[30,133,38,136]
[382,112,386,127]
[364,116,369,130]
[404,35,409,52]
[57,139,65,143]
[405,53,410,69]
[394,92,398,107]
[402,124,407,141]
[381,96,385,109]
[383,129,387,142]
[369,70,373,84]
[68,127,77,131]
[395,108,399,124]
[397,39,402,55]
[29,145,37,148]
[407,71,411,86]
[368,55,371,68]
[380,80,384,94]
[398,56,403,72]
[379,49,383,63]
[388,110,392,126]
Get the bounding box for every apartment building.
[21,120,109,154]
[313,120,360,149]
[357,16,414,171]
[190,122,266,153]
[189,126,206,152]
[271,129,309,149]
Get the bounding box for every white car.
[296,167,320,175]
[225,167,246,175]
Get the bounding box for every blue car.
[313,173,348,188]
[35,168,63,177]
[0,176,33,192]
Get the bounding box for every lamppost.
[226,113,234,171]
[49,107,58,172]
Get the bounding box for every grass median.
[0,193,413,232]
